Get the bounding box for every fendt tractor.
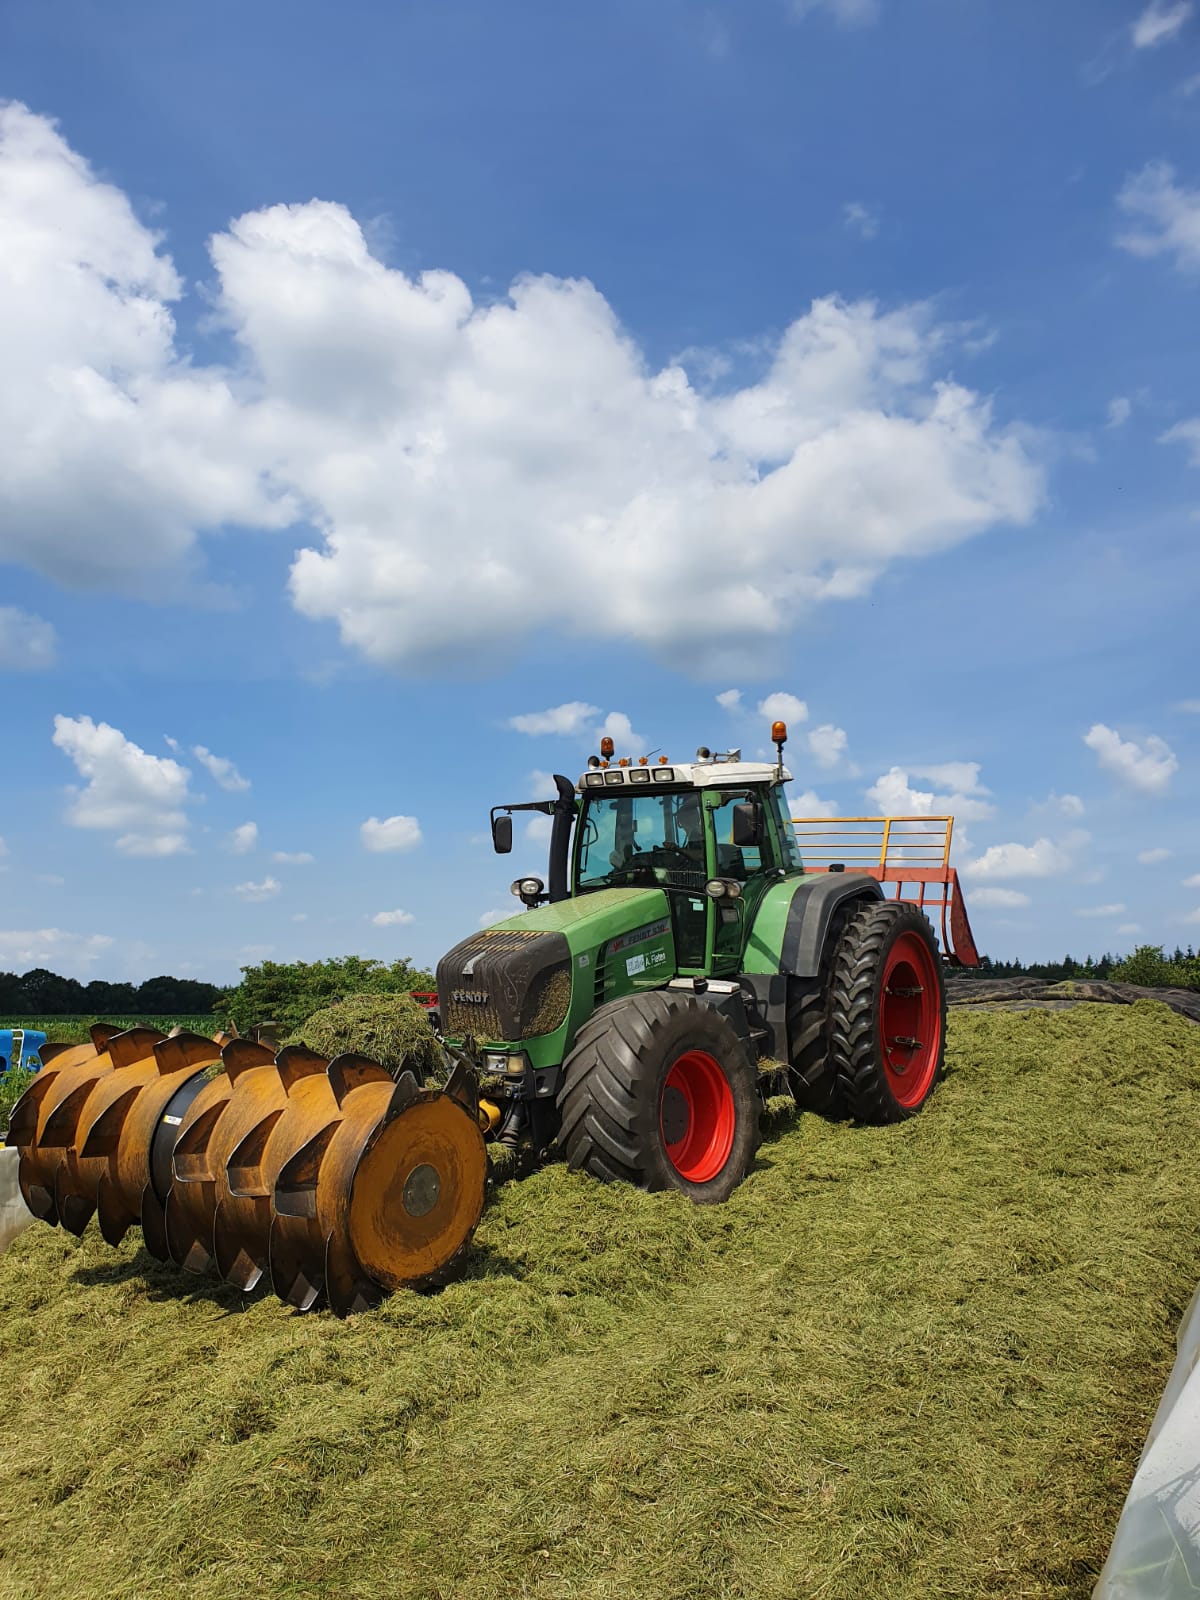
[6,721,978,1314]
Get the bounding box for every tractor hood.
[436,888,670,1045]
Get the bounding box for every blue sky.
[1,0,1198,985]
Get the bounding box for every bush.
[0,1068,35,1132]
[286,994,444,1081]
[1108,944,1200,991]
[220,956,437,1034]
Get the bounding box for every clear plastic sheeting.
[1095,1283,1200,1598]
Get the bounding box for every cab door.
[708,790,775,975]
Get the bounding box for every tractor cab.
[489,723,801,980]
[571,756,801,974]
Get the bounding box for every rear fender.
[745,872,883,980]
[741,874,884,1059]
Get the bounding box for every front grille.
[437,926,572,1042]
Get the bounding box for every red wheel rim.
[659,1050,736,1183]
[878,931,941,1108]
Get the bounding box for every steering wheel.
[642,844,697,869]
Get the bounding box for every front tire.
[556,991,760,1202]
[828,902,947,1122]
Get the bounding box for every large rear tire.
[786,899,863,1113]
[556,990,760,1203]
[828,902,947,1123]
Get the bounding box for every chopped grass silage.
[2,1000,1199,1600]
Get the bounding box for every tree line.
[965,945,1199,990]
[0,968,226,1016]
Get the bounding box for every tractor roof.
[576,760,791,794]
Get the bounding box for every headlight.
[705,877,743,900]
[583,772,604,787]
[484,1050,528,1077]
[651,767,675,783]
[604,769,624,785]
[510,876,545,899]
[629,768,651,784]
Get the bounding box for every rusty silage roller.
[5,1024,487,1315]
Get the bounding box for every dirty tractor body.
[438,727,978,1204]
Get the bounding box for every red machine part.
[790,815,980,968]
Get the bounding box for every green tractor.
[437,721,979,1203]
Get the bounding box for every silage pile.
[1,1001,1198,1600]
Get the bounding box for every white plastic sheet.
[1094,1283,1200,1597]
[0,1144,33,1254]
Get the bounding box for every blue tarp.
[0,1028,46,1073]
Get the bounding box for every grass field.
[2,1015,218,1045]
[1,1000,1198,1600]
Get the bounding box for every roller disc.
[347,1092,488,1291]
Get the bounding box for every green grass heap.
[1,1000,1198,1599]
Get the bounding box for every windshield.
[576,791,708,892]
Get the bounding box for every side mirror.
[492,815,513,854]
[731,802,762,848]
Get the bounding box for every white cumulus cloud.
[1131,1,1193,48]
[1184,872,1200,888]
[52,713,191,855]
[0,928,113,968]
[234,876,280,902]
[192,745,250,793]
[228,821,258,854]
[509,702,600,736]
[843,201,881,240]
[807,724,849,768]
[965,833,1086,880]
[361,814,422,852]
[0,104,1042,675]
[1162,419,1200,464]
[478,908,510,928]
[787,787,839,819]
[1106,396,1132,429]
[0,606,57,671]
[1117,162,1200,271]
[371,908,415,926]
[1117,923,1142,936]
[1138,847,1171,863]
[1083,723,1178,794]
[0,103,294,597]
[272,850,314,865]
[1076,903,1127,918]
[757,693,809,727]
[716,689,742,711]
[865,764,994,822]
[970,887,1032,909]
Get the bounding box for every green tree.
[82,980,138,1012]
[1111,945,1173,987]
[219,955,437,1034]
[19,968,85,1014]
[0,971,28,1012]
[136,975,223,1012]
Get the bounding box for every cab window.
[765,787,804,871]
[709,793,766,879]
